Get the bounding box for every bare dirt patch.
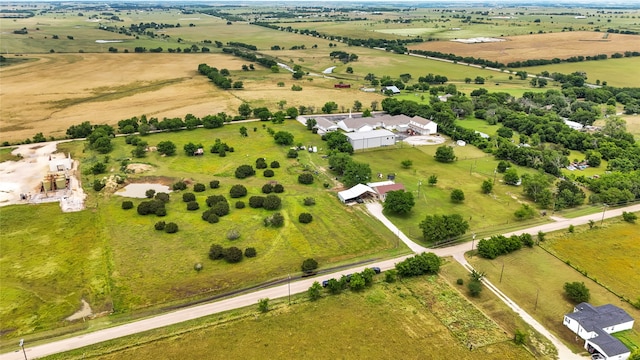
[408,31,640,63]
[402,135,445,146]
[115,183,171,198]
[126,163,154,174]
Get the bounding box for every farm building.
[338,184,377,203]
[564,119,585,130]
[345,129,396,151]
[563,303,634,360]
[408,116,438,135]
[368,181,406,201]
[334,84,351,88]
[382,86,401,95]
[48,155,72,172]
[313,117,340,133]
[337,117,380,132]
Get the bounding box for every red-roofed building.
[372,183,405,201]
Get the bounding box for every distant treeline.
[409,49,640,69]
[198,9,243,22]
[221,47,277,68]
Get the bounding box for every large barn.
[345,129,396,151]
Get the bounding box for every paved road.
[3,203,638,359]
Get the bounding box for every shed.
[338,184,376,203]
[382,86,401,95]
[345,129,396,151]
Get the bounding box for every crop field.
[523,56,640,88]
[0,123,408,337]
[408,32,640,64]
[354,143,548,243]
[468,244,640,353]
[541,218,640,303]
[42,276,537,360]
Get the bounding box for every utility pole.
[19,339,27,360]
[601,203,608,225]
[499,263,504,283]
[534,289,540,311]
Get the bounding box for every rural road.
[2,203,638,359]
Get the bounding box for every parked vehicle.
[372,267,381,274]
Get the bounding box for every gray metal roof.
[589,328,631,356]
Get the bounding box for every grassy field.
[522,56,640,88]
[541,218,640,303]
[354,142,549,243]
[468,243,640,354]
[0,123,409,339]
[41,275,538,360]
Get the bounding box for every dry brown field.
[0,53,383,142]
[408,31,640,63]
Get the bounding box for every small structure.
[408,116,438,135]
[369,182,405,201]
[382,86,401,95]
[338,184,377,203]
[194,148,204,156]
[456,140,466,146]
[345,129,396,151]
[475,131,490,139]
[334,83,351,88]
[313,117,340,133]
[563,302,634,360]
[564,119,584,131]
[438,94,454,102]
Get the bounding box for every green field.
[523,57,640,88]
[354,143,549,243]
[541,218,640,302]
[0,122,409,339]
[41,275,539,360]
[468,242,640,354]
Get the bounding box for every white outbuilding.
[337,184,377,203]
[345,129,396,151]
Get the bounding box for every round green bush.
[262,184,274,194]
[187,201,200,211]
[224,247,243,263]
[235,201,245,209]
[273,184,284,193]
[270,161,280,168]
[183,192,196,202]
[229,184,248,198]
[298,173,314,184]
[154,221,166,230]
[209,180,220,189]
[121,201,134,209]
[244,247,257,258]
[299,213,313,224]
[193,183,206,192]
[165,222,178,233]
[456,278,464,285]
[263,169,275,177]
[209,244,224,260]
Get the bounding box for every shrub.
[227,229,240,240]
[514,204,536,220]
[273,184,284,193]
[155,192,170,203]
[209,244,224,260]
[145,189,156,198]
[384,269,397,283]
[209,180,220,189]
[622,211,638,223]
[263,194,281,210]
[287,149,298,158]
[165,222,179,233]
[206,195,226,207]
[187,201,200,211]
[155,207,166,217]
[230,184,248,198]
[249,196,265,208]
[298,173,314,184]
[172,181,187,190]
[568,225,575,233]
[224,246,243,263]
[395,252,441,277]
[262,184,274,194]
[137,200,165,216]
[194,263,203,272]
[468,280,482,297]
[235,165,255,179]
[299,213,313,223]
[154,221,166,230]
[264,212,284,227]
[564,282,590,303]
[456,278,464,285]
[304,197,316,206]
[183,193,196,202]
[121,201,134,209]
[202,209,219,224]
[263,169,275,177]
[193,183,206,192]
[255,157,267,169]
[244,247,257,258]
[301,258,318,273]
[212,201,230,217]
[235,201,245,209]
[450,189,465,203]
[270,161,280,168]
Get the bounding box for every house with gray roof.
[563,302,634,360]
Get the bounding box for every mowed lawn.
[356,143,548,243]
[468,245,640,354]
[541,219,640,303]
[42,276,536,360]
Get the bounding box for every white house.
[345,129,396,151]
[338,184,377,203]
[337,117,379,133]
[563,303,634,360]
[313,117,339,133]
[408,116,438,135]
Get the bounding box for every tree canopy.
[383,190,415,214]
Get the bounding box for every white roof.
[367,180,395,187]
[383,86,401,93]
[338,184,376,202]
[345,129,395,141]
